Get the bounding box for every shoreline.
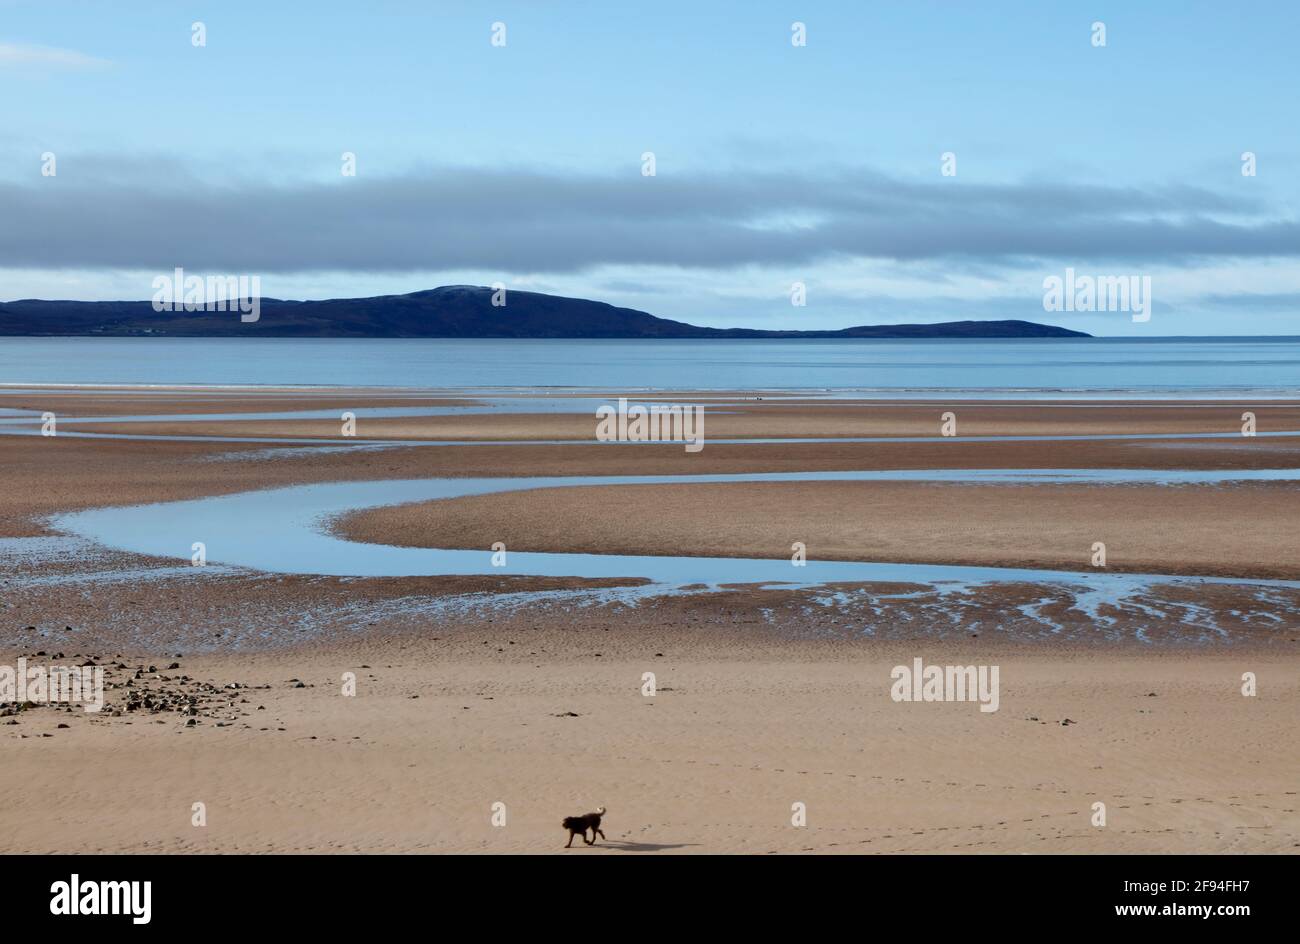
[7,380,1300,400]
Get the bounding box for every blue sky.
[2,0,1299,335]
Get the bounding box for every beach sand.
[1,388,1296,853]
[3,638,1296,854]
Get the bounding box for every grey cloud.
[1,164,1295,274]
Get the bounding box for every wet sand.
[1,387,1297,853]
[340,479,1300,580]
[43,398,1300,441]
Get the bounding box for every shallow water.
[52,469,1300,590]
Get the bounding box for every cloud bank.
[3,164,1296,274]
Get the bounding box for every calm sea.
[1,337,1298,395]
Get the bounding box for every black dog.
[562,806,607,847]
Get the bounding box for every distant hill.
[0,285,1091,339]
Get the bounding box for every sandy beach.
[1,388,1297,853]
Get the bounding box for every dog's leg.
[565,830,575,848]
[583,828,594,845]
[593,827,605,843]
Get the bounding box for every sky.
[2,0,1299,336]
